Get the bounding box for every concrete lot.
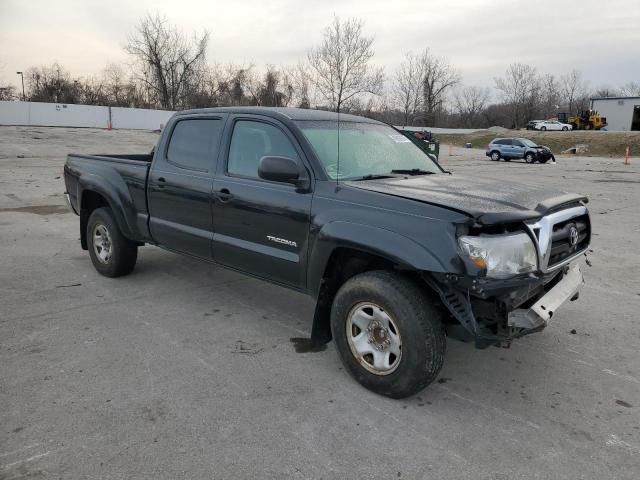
[1,126,639,479]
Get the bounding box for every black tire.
[538,157,549,164]
[525,152,536,164]
[330,270,446,399]
[490,150,500,161]
[562,126,568,131]
[540,126,547,131]
[87,207,138,277]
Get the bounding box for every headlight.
[458,232,538,278]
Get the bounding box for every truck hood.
[345,174,587,225]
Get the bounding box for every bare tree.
[307,16,383,113]
[560,69,588,113]
[102,63,131,106]
[26,63,80,103]
[494,63,540,128]
[420,49,461,126]
[453,85,491,127]
[126,13,209,110]
[620,81,640,96]
[594,85,620,98]
[393,52,427,126]
[0,85,16,101]
[289,63,312,108]
[79,76,108,105]
[539,74,561,118]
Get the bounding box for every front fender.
[307,221,448,296]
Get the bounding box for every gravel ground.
[1,126,639,480]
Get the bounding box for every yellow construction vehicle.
[557,111,608,130]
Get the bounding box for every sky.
[1,0,639,96]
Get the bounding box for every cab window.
[227,120,299,179]
[166,119,223,171]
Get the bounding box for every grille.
[547,214,590,267]
[526,205,591,272]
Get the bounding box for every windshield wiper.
[390,169,436,175]
[351,174,396,181]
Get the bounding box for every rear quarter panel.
[64,154,151,242]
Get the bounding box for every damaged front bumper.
[426,260,586,348]
[507,263,583,330]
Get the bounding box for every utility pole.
[16,71,25,101]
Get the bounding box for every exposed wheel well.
[80,191,109,250]
[310,247,422,345]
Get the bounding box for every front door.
[511,139,526,158]
[148,115,226,258]
[211,116,313,288]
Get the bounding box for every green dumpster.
[398,129,439,162]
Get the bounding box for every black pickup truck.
[64,107,591,398]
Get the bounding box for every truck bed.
[64,152,153,244]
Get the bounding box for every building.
[590,96,640,131]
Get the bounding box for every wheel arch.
[78,184,135,250]
[307,222,447,345]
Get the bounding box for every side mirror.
[258,156,308,189]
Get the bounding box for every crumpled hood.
[345,174,587,225]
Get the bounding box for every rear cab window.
[166,118,224,172]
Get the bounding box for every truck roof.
[175,106,382,124]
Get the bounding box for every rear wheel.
[525,152,536,163]
[330,271,446,399]
[540,126,547,131]
[87,207,138,277]
[490,151,500,161]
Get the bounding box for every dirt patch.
[290,337,328,353]
[0,205,68,215]
[594,179,640,184]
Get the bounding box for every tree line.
[1,13,639,129]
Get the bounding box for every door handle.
[156,176,166,188]
[158,177,166,182]
[217,188,234,203]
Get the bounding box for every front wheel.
[562,126,568,131]
[540,126,547,131]
[525,152,536,163]
[87,207,138,277]
[330,271,446,399]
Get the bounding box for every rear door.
[211,115,313,288]
[148,115,227,258]
[498,138,513,157]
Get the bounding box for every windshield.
[295,120,442,179]
[520,138,538,147]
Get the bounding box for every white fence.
[0,101,490,134]
[0,101,175,130]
